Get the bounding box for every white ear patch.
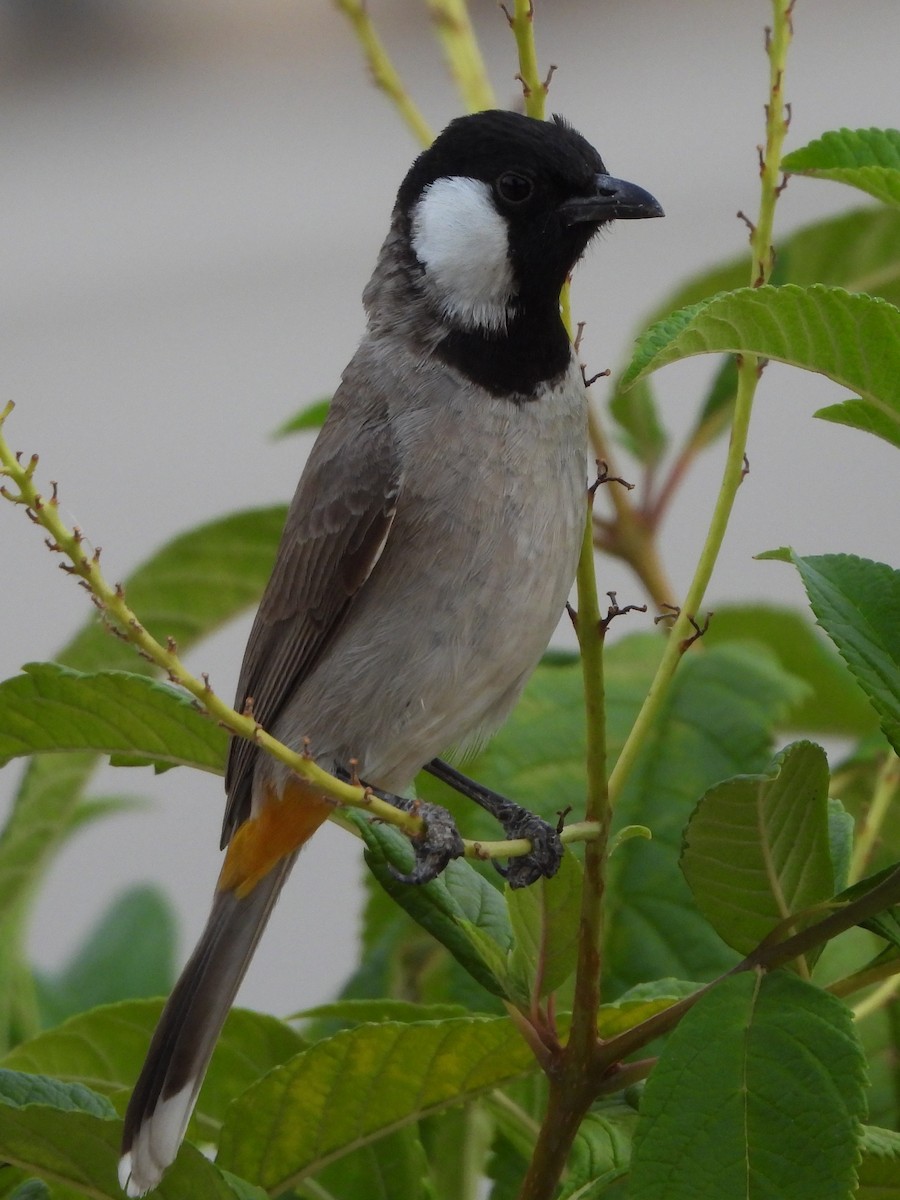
[410,177,515,332]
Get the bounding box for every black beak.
[561,173,664,224]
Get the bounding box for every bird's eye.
[496,171,534,205]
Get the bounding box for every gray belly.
[269,367,587,793]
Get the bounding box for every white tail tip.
[118,1081,196,1195]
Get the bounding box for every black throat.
[434,301,572,399]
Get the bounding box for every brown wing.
[222,405,401,846]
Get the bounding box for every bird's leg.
[424,758,563,889]
[335,768,464,885]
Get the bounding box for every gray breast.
[269,348,587,794]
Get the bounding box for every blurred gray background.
[1,0,898,1014]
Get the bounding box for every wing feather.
[222,405,401,845]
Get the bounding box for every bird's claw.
[388,801,465,885]
[493,811,564,889]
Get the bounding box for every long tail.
[119,785,332,1196]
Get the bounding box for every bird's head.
[396,109,663,338]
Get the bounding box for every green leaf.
[622,285,900,441]
[783,128,900,209]
[644,208,900,325]
[312,1125,431,1200]
[681,741,834,964]
[1,999,304,1140]
[829,797,856,893]
[815,398,900,450]
[506,851,582,999]
[357,816,514,1000]
[764,551,900,754]
[0,1069,113,1117]
[0,505,287,1007]
[597,979,702,1038]
[272,397,332,437]
[609,377,667,465]
[217,1018,536,1193]
[295,999,467,1027]
[0,1106,242,1200]
[703,604,877,737]
[858,1125,900,1197]
[608,206,900,455]
[422,1104,491,1200]
[604,642,807,995]
[34,885,176,1027]
[0,663,227,773]
[216,1171,270,1200]
[59,506,287,675]
[629,971,867,1200]
[5,1180,50,1200]
[833,864,900,950]
[687,354,739,451]
[560,1104,639,1199]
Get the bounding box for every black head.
[394,110,662,395]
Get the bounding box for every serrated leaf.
[764,551,900,754]
[858,1125,900,1196]
[629,971,867,1200]
[816,398,900,449]
[608,206,900,454]
[0,505,287,1016]
[1,999,304,1141]
[217,1018,536,1192]
[681,741,834,965]
[0,663,227,773]
[272,397,332,437]
[703,604,877,737]
[560,1104,638,1199]
[34,885,176,1027]
[622,286,900,442]
[0,1069,113,1117]
[358,816,513,999]
[604,642,807,995]
[646,208,900,325]
[783,128,900,209]
[506,851,582,999]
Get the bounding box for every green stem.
[0,403,603,869]
[587,402,677,610]
[569,498,610,1055]
[334,0,434,146]
[852,973,900,1023]
[506,0,548,119]
[599,862,900,1069]
[829,955,900,1001]
[426,0,497,111]
[849,751,900,883]
[608,0,793,805]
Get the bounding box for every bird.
[118,108,662,1196]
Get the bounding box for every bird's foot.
[423,759,564,889]
[491,808,564,889]
[383,796,466,885]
